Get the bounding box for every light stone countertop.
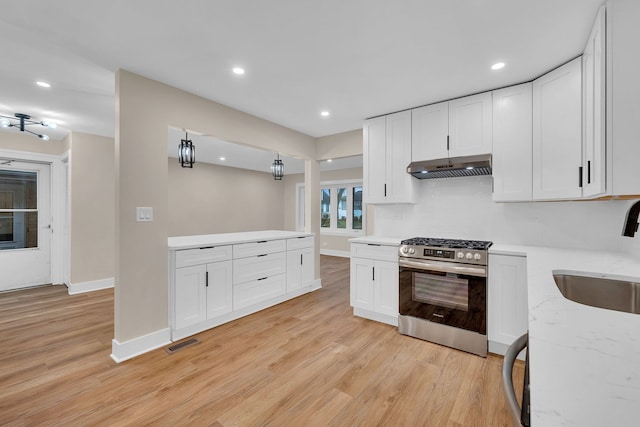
[349,235,405,246]
[168,230,313,250]
[491,243,640,427]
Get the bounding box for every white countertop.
[168,230,313,250]
[349,235,405,246]
[492,244,640,427]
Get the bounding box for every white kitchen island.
[492,244,640,427]
[168,230,318,341]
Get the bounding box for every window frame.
[296,179,365,236]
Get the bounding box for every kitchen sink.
[553,271,640,315]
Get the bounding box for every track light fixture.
[0,113,56,140]
[178,131,195,168]
[271,153,284,180]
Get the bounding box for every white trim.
[353,307,398,327]
[0,148,67,285]
[320,178,363,186]
[110,328,171,363]
[310,278,322,291]
[67,277,114,295]
[489,340,526,360]
[320,249,350,258]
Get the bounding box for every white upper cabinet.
[363,111,414,204]
[448,92,493,157]
[492,83,533,202]
[583,5,607,198]
[532,57,583,200]
[411,92,492,161]
[411,102,448,160]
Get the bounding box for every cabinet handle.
[300,254,303,265]
[199,246,215,250]
[579,166,583,188]
[367,243,381,246]
[205,271,209,287]
[587,161,591,184]
[447,135,450,151]
[384,183,387,197]
[258,277,268,281]
[257,240,268,243]
[372,266,375,281]
[257,254,268,257]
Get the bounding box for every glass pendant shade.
[178,132,195,168]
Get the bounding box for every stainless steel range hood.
[407,154,492,179]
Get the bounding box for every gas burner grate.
[401,237,493,250]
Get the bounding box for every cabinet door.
[175,265,207,329]
[350,257,374,311]
[448,92,493,157]
[488,254,528,349]
[373,260,399,318]
[363,116,387,203]
[582,5,606,198]
[286,249,302,292]
[532,57,583,200]
[385,111,414,203]
[492,83,533,202]
[411,102,449,160]
[206,260,232,319]
[300,247,314,287]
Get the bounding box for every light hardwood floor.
[0,256,524,426]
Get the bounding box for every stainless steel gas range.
[398,237,492,357]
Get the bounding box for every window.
[0,169,39,250]
[296,180,364,234]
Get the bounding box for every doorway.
[0,160,51,291]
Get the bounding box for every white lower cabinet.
[169,233,317,341]
[488,253,528,359]
[350,242,399,326]
[174,260,233,330]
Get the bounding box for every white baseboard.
[310,278,322,291]
[320,249,350,258]
[489,340,526,360]
[353,307,398,327]
[111,328,171,363]
[67,277,114,295]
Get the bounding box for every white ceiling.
[167,127,362,174]
[0,0,603,141]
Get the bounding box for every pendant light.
[178,132,195,168]
[271,153,284,180]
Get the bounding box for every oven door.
[399,258,487,335]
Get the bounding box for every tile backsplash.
[372,176,640,255]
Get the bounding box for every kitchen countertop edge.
[168,230,314,250]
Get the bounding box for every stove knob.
[465,252,473,260]
[400,245,409,255]
[457,252,464,259]
[474,253,482,261]
[409,248,415,254]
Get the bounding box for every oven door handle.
[398,258,487,277]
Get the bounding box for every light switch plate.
[136,207,153,222]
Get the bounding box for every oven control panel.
[399,245,488,266]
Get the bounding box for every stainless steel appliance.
[398,237,492,357]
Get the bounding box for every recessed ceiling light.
[36,81,51,88]
[320,111,330,117]
[327,159,332,163]
[491,62,505,70]
[232,67,245,75]
[219,157,226,161]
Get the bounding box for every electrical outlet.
[136,207,153,222]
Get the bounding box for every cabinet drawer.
[175,245,232,268]
[233,274,286,310]
[233,252,286,285]
[350,243,398,262]
[286,236,314,250]
[233,239,286,259]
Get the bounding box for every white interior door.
[0,161,51,291]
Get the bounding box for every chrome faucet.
[623,200,640,237]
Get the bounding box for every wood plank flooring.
[0,256,524,426]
